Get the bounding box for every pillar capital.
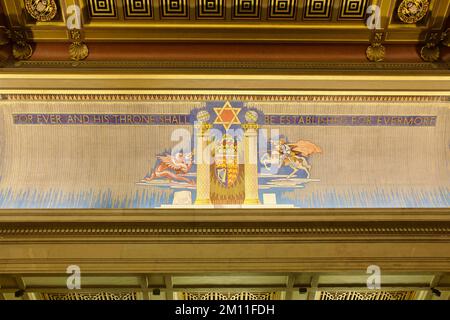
[242,123,259,131]
[195,122,213,135]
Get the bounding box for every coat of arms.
[213,134,239,188]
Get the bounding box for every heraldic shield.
[214,134,239,188]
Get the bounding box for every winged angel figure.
[143,152,194,184]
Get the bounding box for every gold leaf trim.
[69,42,89,61]
[9,60,449,70]
[25,0,58,22]
[366,44,385,62]
[420,43,440,62]
[12,43,33,60]
[397,0,429,24]
[3,94,448,102]
[0,225,448,236]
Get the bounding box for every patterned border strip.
[2,94,449,102]
[42,292,138,300]
[8,60,450,70]
[0,225,449,236]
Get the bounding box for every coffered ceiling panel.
[1,0,448,42]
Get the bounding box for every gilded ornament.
[7,30,33,60]
[242,123,259,130]
[397,0,429,24]
[69,29,89,61]
[25,0,58,22]
[366,43,385,62]
[69,42,89,61]
[420,43,439,62]
[13,43,33,60]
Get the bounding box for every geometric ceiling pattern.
[85,0,370,21]
[4,0,438,23]
[2,0,446,43]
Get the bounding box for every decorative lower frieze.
[3,94,448,102]
[41,292,138,300]
[318,290,416,300]
[180,291,279,300]
[6,60,449,70]
[0,220,448,238]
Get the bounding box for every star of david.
[213,101,241,130]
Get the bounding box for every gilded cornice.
[0,209,449,272]
[0,223,449,239]
[0,209,448,241]
[2,94,449,103]
[7,60,450,70]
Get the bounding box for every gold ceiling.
[1,0,449,42]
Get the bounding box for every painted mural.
[0,97,448,208]
[136,102,324,207]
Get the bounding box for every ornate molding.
[366,44,385,62]
[420,32,441,62]
[421,43,440,62]
[9,60,449,70]
[69,29,88,61]
[318,290,416,300]
[180,292,279,300]
[25,0,58,22]
[2,94,448,103]
[242,123,259,131]
[366,32,385,62]
[0,222,449,239]
[9,30,33,60]
[0,28,33,60]
[42,292,138,300]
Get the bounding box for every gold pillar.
[194,122,212,205]
[242,123,260,205]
